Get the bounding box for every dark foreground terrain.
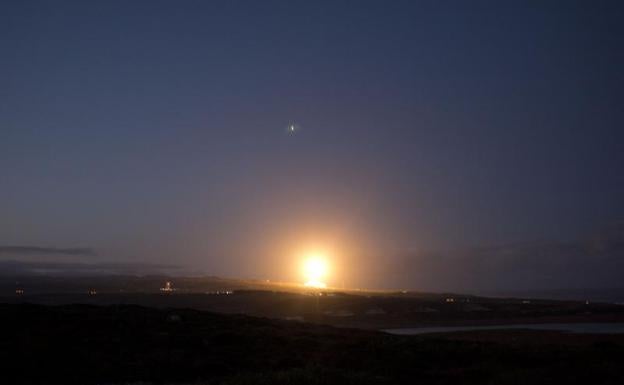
[2,303,624,385]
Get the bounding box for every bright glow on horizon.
[303,254,329,288]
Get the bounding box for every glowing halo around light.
[302,254,329,289]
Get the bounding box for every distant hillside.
[4,273,624,330]
[488,288,624,304]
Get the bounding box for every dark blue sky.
[1,1,623,290]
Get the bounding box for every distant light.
[286,122,299,134]
[303,254,329,288]
[160,281,175,293]
[304,280,327,289]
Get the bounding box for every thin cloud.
[394,223,624,293]
[0,260,181,276]
[0,246,97,256]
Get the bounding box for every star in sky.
[287,123,299,134]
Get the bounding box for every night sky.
[2,1,623,292]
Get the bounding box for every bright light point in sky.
[303,254,328,288]
[287,123,299,134]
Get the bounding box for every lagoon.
[385,323,624,335]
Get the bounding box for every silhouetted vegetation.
[2,303,624,384]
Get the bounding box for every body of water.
[385,323,624,335]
